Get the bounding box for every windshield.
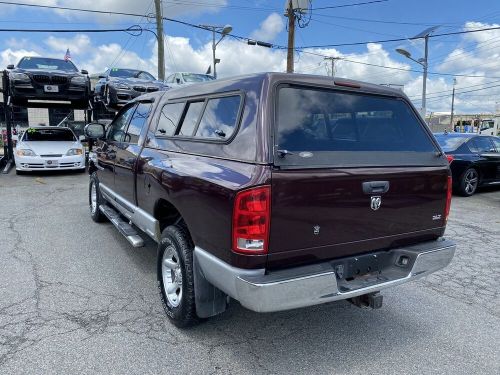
[23,128,76,142]
[481,121,494,130]
[182,73,215,83]
[18,57,78,72]
[109,68,140,78]
[434,135,469,152]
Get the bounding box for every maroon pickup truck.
[85,73,456,327]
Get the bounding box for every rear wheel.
[157,224,200,327]
[459,167,479,196]
[89,173,106,222]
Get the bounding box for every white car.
[15,126,86,174]
[164,72,215,87]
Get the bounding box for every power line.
[311,0,389,10]
[291,26,500,49]
[408,79,500,98]
[0,26,145,34]
[2,1,500,81]
[412,83,500,102]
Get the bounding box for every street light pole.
[200,24,232,79]
[395,26,439,118]
[212,29,217,79]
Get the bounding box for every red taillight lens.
[446,154,454,164]
[232,186,271,255]
[445,176,452,222]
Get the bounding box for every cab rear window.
[277,86,436,154]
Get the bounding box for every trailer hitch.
[348,292,383,309]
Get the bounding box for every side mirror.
[81,69,88,75]
[7,64,14,69]
[79,135,86,142]
[84,123,105,140]
[176,78,181,84]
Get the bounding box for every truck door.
[114,101,153,204]
[95,103,136,190]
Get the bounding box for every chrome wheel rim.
[162,245,183,307]
[90,182,97,214]
[464,169,478,194]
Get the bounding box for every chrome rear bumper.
[194,239,455,313]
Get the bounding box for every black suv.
[5,56,90,109]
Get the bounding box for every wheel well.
[154,199,184,232]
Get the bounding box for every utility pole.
[450,78,457,130]
[324,57,339,77]
[422,35,429,117]
[286,0,296,73]
[154,0,165,80]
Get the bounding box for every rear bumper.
[194,239,455,313]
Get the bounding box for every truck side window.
[156,102,185,136]
[177,101,204,136]
[107,104,136,142]
[195,95,241,140]
[125,102,153,144]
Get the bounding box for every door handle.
[362,181,390,195]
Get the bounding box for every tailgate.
[268,83,449,269]
[268,166,448,267]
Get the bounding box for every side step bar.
[99,205,144,247]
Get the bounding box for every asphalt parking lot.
[0,171,498,375]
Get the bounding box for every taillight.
[232,186,271,254]
[446,154,454,164]
[444,176,452,222]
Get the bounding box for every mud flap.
[193,251,228,318]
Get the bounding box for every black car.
[435,132,500,196]
[94,68,168,108]
[5,56,90,109]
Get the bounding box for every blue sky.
[0,0,499,113]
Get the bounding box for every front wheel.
[89,173,106,222]
[458,167,479,196]
[157,224,200,327]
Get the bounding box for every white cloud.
[251,13,285,42]
[11,0,228,22]
[2,20,500,114]
[0,48,39,68]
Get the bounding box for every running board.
[99,205,144,247]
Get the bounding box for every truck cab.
[479,118,500,136]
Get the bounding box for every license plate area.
[331,251,391,280]
[44,85,59,93]
[45,160,59,167]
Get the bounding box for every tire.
[89,173,106,222]
[458,167,479,196]
[157,224,200,327]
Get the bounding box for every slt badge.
[370,196,382,211]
